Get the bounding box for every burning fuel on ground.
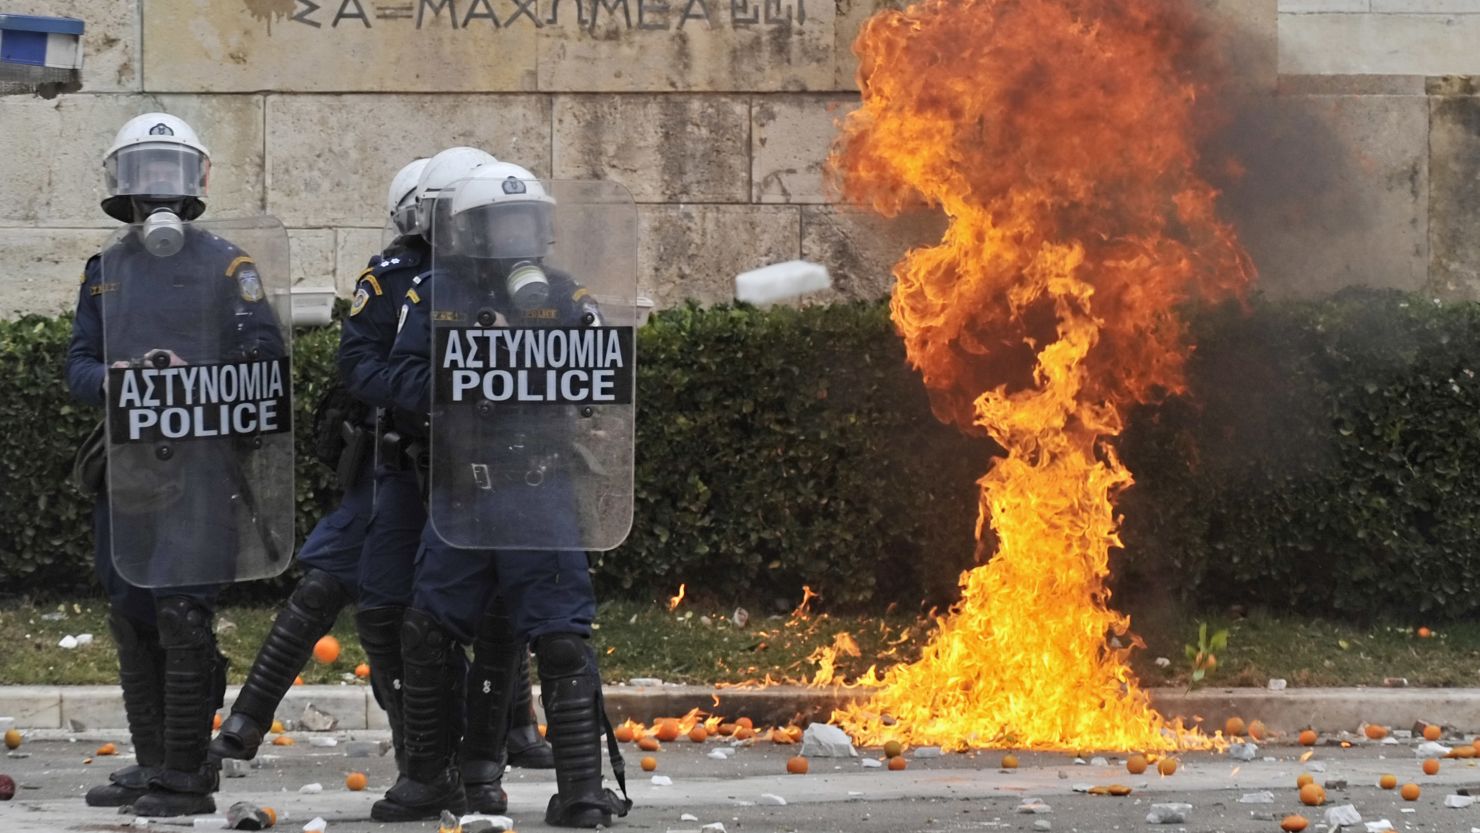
[823,0,1256,751]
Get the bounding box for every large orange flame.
[827,0,1254,751]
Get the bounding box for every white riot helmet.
[447,161,557,310]
[387,157,430,237]
[413,146,496,239]
[101,113,211,223]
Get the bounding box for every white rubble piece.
[1324,804,1362,827]
[1154,657,1171,668]
[1089,757,1108,766]
[1364,822,1393,832]
[1227,743,1258,761]
[302,819,327,833]
[799,724,857,758]
[706,749,732,760]
[76,634,94,646]
[309,737,338,748]
[1447,794,1477,808]
[1417,741,1451,757]
[732,607,749,628]
[680,814,699,821]
[1238,792,1275,804]
[1145,803,1191,824]
[1016,799,1052,814]
[300,704,338,732]
[701,824,726,833]
[298,782,323,794]
[735,260,832,305]
[861,758,882,768]
[652,775,674,786]
[759,793,787,805]
[913,746,943,758]
[1268,678,1287,691]
[58,635,78,649]
[457,814,515,832]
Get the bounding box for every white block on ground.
[799,724,857,758]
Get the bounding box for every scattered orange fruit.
[1422,758,1440,776]
[640,756,657,772]
[786,756,809,774]
[3,729,21,750]
[1126,754,1148,775]
[1001,754,1018,769]
[770,729,796,745]
[689,726,708,743]
[538,724,547,737]
[270,720,285,734]
[262,807,277,827]
[293,675,304,686]
[1299,729,1318,746]
[1298,783,1325,806]
[888,756,907,771]
[213,713,222,730]
[1379,774,1397,789]
[354,663,370,679]
[883,740,903,759]
[272,735,294,746]
[718,723,736,736]
[734,726,755,741]
[1472,737,1480,751]
[638,736,660,752]
[1281,815,1309,832]
[1418,626,1433,639]
[735,717,754,730]
[345,772,367,791]
[1157,757,1178,776]
[1364,724,1388,740]
[615,725,635,743]
[786,725,803,742]
[96,743,116,756]
[1453,745,1477,759]
[1248,720,1268,741]
[1224,717,1246,737]
[313,635,340,664]
[655,721,681,743]
[1296,773,1314,788]
[1423,724,1442,741]
[1107,784,1133,796]
[1401,783,1421,801]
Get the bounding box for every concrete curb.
[4,684,1480,734]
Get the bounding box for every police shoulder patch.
[237,267,265,303]
[350,287,371,317]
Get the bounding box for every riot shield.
[99,216,295,588]
[428,179,636,551]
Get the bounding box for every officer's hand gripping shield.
[428,179,636,551]
[99,216,295,588]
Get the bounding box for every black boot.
[536,633,632,829]
[355,606,408,777]
[133,596,223,818]
[86,612,167,807]
[507,649,555,769]
[210,569,346,761]
[462,604,519,813]
[371,610,469,823]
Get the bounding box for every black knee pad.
[400,609,454,661]
[155,597,213,651]
[534,633,591,678]
[107,610,158,653]
[290,569,350,622]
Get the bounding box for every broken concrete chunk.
[301,819,327,833]
[799,724,857,758]
[1267,678,1287,691]
[298,782,323,794]
[913,747,943,758]
[1417,741,1451,757]
[700,824,726,833]
[457,814,515,833]
[1145,803,1191,824]
[1089,756,1109,766]
[308,737,337,748]
[1227,743,1258,761]
[861,758,883,768]
[300,704,338,733]
[680,814,699,822]
[652,775,673,786]
[1238,792,1275,804]
[1364,821,1393,832]
[1446,794,1477,809]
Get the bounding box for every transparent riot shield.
[428,179,636,551]
[99,216,295,588]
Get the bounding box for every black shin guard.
[370,609,468,823]
[85,612,166,808]
[506,648,555,769]
[355,606,407,771]
[462,604,519,813]
[211,569,347,761]
[133,596,221,818]
[536,633,631,829]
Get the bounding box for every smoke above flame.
[827,0,1254,750]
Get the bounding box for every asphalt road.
[5,730,1480,832]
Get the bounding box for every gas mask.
[133,198,187,258]
[502,260,550,311]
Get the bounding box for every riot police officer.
[378,161,634,827]
[66,113,291,817]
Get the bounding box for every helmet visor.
[449,201,554,260]
[105,143,209,199]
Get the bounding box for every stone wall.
[2,0,1479,318]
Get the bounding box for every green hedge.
[6,289,1480,617]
